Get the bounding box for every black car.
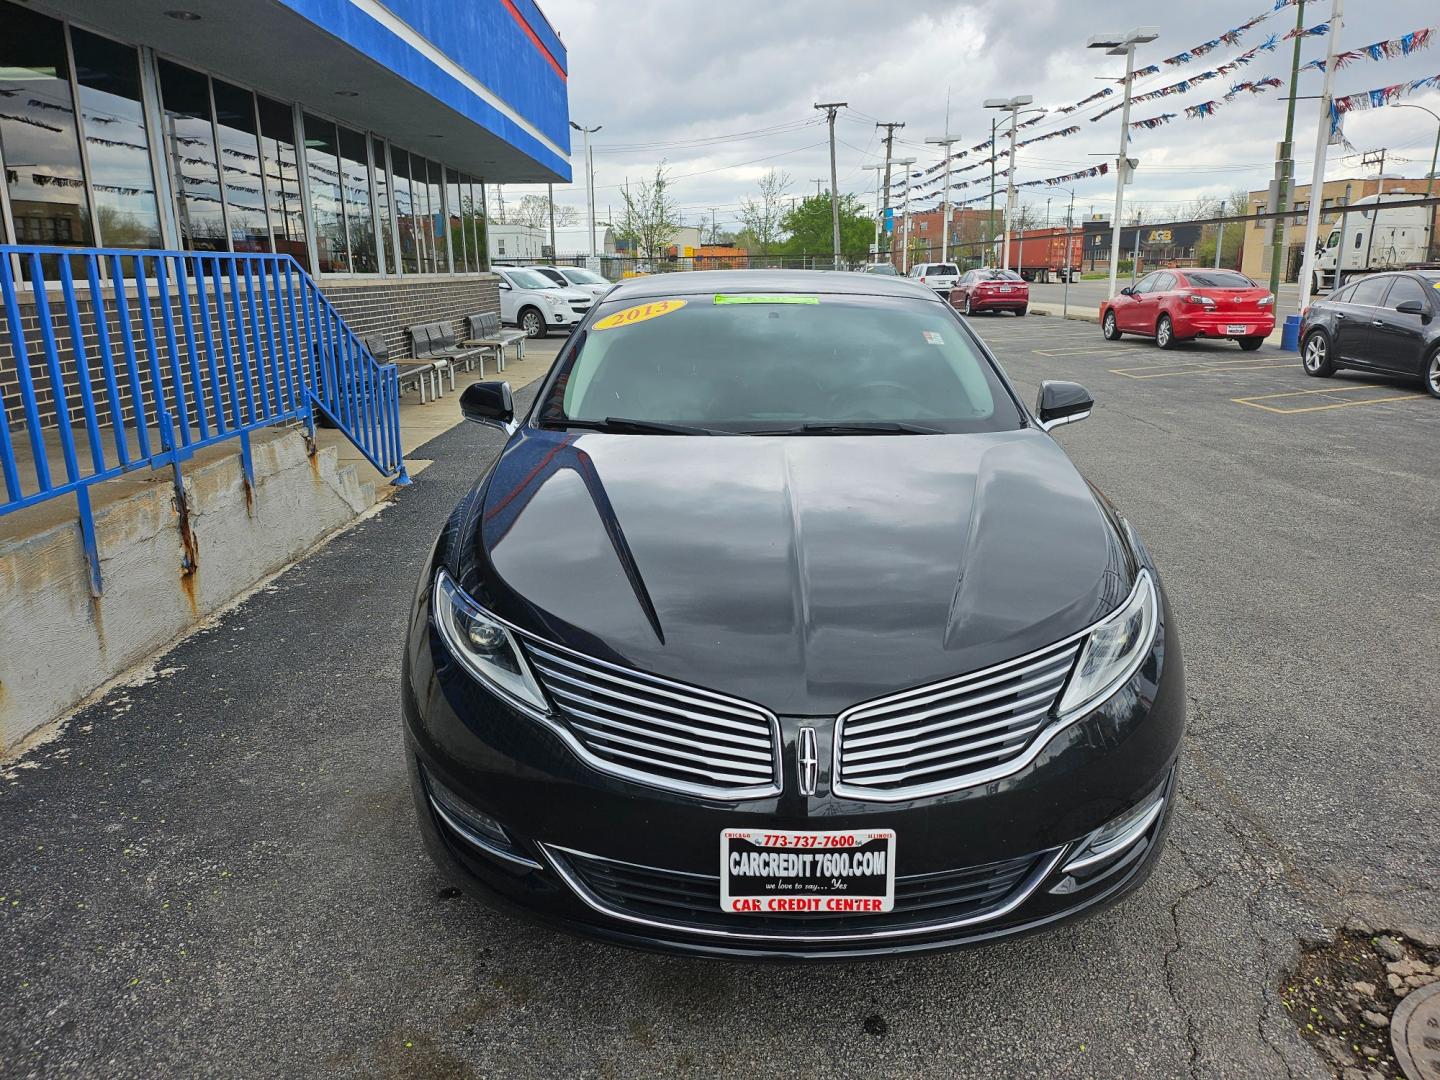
[402,271,1186,959]
[1300,270,1440,397]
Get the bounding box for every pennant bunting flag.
[1130,113,1177,130]
[1161,5,1282,67]
[1330,73,1440,130]
[1282,22,1329,42]
[1224,75,1284,99]
[1186,100,1222,119]
[1304,26,1436,72]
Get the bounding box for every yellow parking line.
[1111,361,1293,379]
[1034,347,1118,357]
[1232,386,1426,413]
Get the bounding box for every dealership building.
[0,0,570,339]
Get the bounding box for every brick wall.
[0,272,499,436]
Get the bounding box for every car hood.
[466,428,1136,716]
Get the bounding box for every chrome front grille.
[544,844,1061,942]
[834,637,1083,800]
[523,640,782,798]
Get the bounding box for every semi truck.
[1313,192,1435,292]
[989,229,1085,281]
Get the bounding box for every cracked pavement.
[1,314,1435,1078]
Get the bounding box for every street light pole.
[1215,199,1226,269]
[1298,0,1345,314]
[1268,0,1308,300]
[925,135,961,263]
[862,163,885,258]
[984,95,1037,272]
[1088,27,1159,301]
[896,157,917,272]
[569,120,602,260]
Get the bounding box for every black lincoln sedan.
[1299,270,1440,397]
[402,270,1185,959]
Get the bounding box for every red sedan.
[1100,269,1275,350]
[950,268,1029,316]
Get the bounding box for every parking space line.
[1231,386,1426,413]
[1034,347,1123,357]
[1110,360,1294,379]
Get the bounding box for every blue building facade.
[0,0,570,278]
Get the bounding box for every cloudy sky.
[519,0,1440,251]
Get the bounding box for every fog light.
[422,767,540,869]
[1050,783,1168,894]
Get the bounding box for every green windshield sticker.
[713,294,820,305]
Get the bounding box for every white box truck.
[1313,192,1434,292]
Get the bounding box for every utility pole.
[1215,200,1226,269]
[547,181,556,261]
[815,102,847,269]
[925,134,961,262]
[1268,0,1307,299]
[1132,209,1142,287]
[569,120,602,260]
[876,121,904,260]
[1089,27,1158,302]
[1063,188,1076,314]
[1301,0,1342,312]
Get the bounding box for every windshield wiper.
[783,421,944,435]
[546,416,733,436]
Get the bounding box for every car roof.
[600,269,942,302]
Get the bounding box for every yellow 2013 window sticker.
[592,299,687,330]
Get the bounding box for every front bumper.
[402,575,1186,959]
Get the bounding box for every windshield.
[930,265,958,276]
[506,269,558,290]
[563,268,609,285]
[864,264,899,275]
[1184,270,1255,288]
[1326,231,1341,249]
[538,293,1022,435]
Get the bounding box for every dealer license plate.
[999,285,1013,293]
[720,828,896,915]
[1226,323,1248,334]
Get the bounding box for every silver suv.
[908,262,960,293]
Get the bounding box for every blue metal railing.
[0,244,408,594]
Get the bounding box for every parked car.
[950,268,1029,316]
[495,266,593,338]
[403,270,1185,959]
[908,262,960,294]
[1100,269,1274,350]
[527,264,614,300]
[860,262,900,276]
[1299,270,1440,398]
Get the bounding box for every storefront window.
[257,96,305,264]
[371,136,393,274]
[302,112,347,272]
[471,180,487,271]
[212,79,268,252]
[412,154,434,273]
[0,3,94,261]
[426,157,448,272]
[445,168,466,272]
[69,27,160,249]
[337,126,375,272]
[158,60,226,251]
[392,150,421,274]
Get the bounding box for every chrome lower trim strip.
[428,794,544,870]
[538,843,1068,944]
[1061,795,1166,875]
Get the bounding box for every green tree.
[779,194,873,264]
[614,164,681,263]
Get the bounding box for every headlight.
[1056,571,1158,719]
[544,294,566,310]
[433,570,547,715]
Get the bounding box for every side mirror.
[1035,380,1094,432]
[498,281,512,291]
[1395,298,1429,319]
[1119,286,1134,297]
[460,380,515,434]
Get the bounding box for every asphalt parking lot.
[1,312,1436,1079]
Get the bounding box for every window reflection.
[257,96,306,263]
[447,167,468,272]
[303,112,347,272]
[471,179,487,271]
[0,3,94,262]
[158,60,226,251]
[70,27,160,249]
[426,157,447,272]
[337,126,375,272]
[372,136,393,274]
[391,149,420,274]
[212,79,268,252]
